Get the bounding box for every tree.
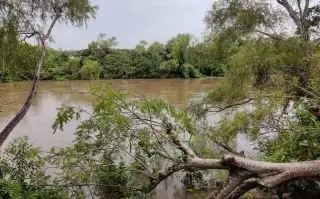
[162,34,194,77]
[135,40,148,54]
[40,1,320,198]
[3,1,320,198]
[159,59,179,77]
[188,41,225,76]
[0,0,98,146]
[204,0,320,95]
[102,49,135,79]
[88,33,118,59]
[79,60,101,80]
[171,33,191,66]
[0,136,67,198]
[47,82,320,199]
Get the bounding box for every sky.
[50,0,212,50]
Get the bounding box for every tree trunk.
[0,46,47,146]
[0,13,60,147]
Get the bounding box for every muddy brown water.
[0,78,256,198]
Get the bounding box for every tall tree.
[135,40,148,54]
[204,0,320,96]
[0,0,97,146]
[88,33,118,59]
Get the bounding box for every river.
[0,78,256,199]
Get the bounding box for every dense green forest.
[4,31,320,83]
[0,33,227,82]
[2,0,320,199]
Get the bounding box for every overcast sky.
[50,0,212,50]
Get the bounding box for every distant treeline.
[0,33,226,82]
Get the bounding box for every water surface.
[0,78,220,150]
[0,78,259,199]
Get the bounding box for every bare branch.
[209,169,253,199]
[19,31,39,43]
[276,0,302,29]
[140,145,175,161]
[297,0,303,18]
[145,124,320,198]
[255,29,282,40]
[166,123,197,158]
[302,0,310,22]
[224,178,260,199]
[147,164,186,192]
[209,98,253,113]
[213,140,242,156]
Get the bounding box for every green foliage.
[95,157,136,199]
[135,40,148,54]
[170,34,191,66]
[0,41,40,82]
[0,0,97,82]
[1,32,229,82]
[42,50,83,80]
[181,63,201,78]
[261,102,320,163]
[79,60,101,80]
[188,42,225,76]
[4,0,320,197]
[159,59,179,77]
[0,137,67,199]
[88,33,118,59]
[204,0,284,40]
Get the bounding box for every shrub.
[79,60,101,80]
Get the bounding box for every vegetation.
[0,32,227,82]
[2,0,320,199]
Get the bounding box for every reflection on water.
[0,78,220,150]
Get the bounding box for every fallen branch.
[145,122,320,198]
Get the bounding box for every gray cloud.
[50,0,212,50]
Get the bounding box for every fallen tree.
[46,88,320,198]
[147,123,320,199]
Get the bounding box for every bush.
[0,137,67,199]
[181,63,202,78]
[159,59,179,77]
[79,60,101,80]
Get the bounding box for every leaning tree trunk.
[0,47,47,146]
[0,14,61,147]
